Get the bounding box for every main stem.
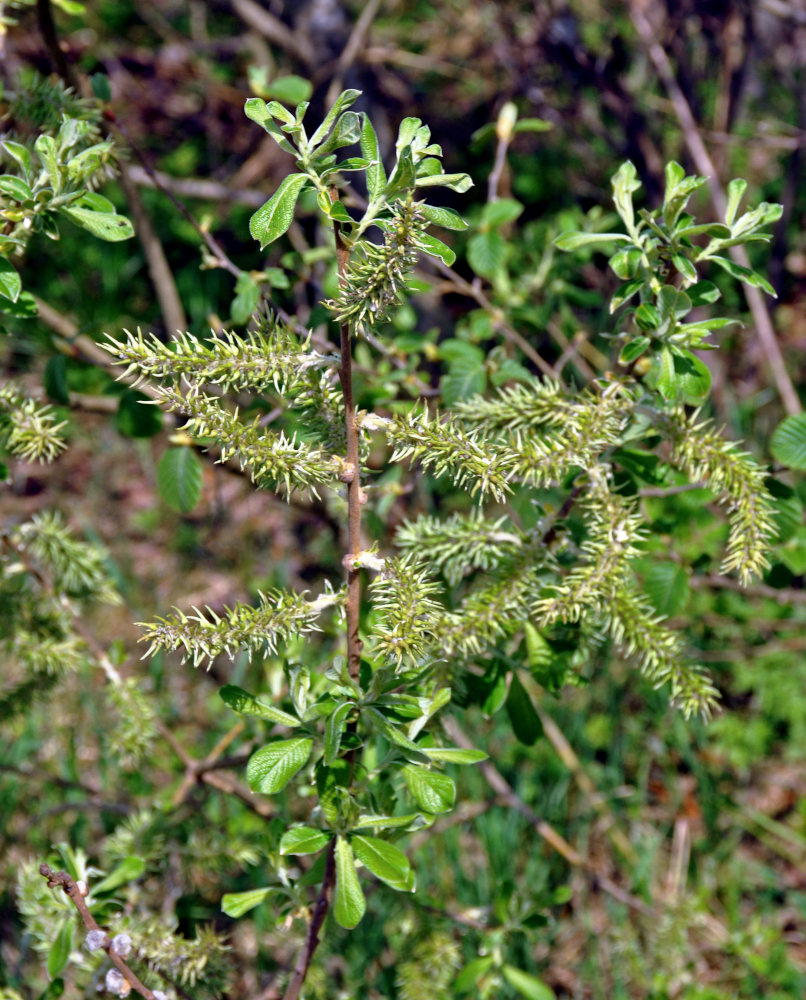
[279,199,363,1000]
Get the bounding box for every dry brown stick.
[441,716,657,917]
[325,0,384,107]
[630,1,800,416]
[229,0,315,67]
[39,865,157,999]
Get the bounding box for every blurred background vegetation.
[2,1,806,998]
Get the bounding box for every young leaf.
[420,204,468,231]
[454,956,495,992]
[672,348,711,403]
[249,173,310,249]
[771,414,806,470]
[279,827,331,855]
[243,98,297,154]
[468,231,506,278]
[481,198,523,228]
[421,747,488,764]
[0,174,33,202]
[642,562,690,616]
[415,172,473,193]
[92,856,145,895]
[725,177,747,226]
[47,921,73,980]
[157,447,202,513]
[354,813,421,830]
[417,232,456,266]
[309,89,362,150]
[709,256,776,297]
[334,836,366,928]
[351,834,414,891]
[221,887,276,918]
[324,701,354,764]
[619,337,651,365]
[60,206,134,242]
[502,964,556,1000]
[0,259,22,303]
[365,707,426,759]
[360,114,386,200]
[505,672,542,745]
[611,160,641,232]
[402,764,455,813]
[219,684,300,726]
[2,139,32,180]
[246,738,313,794]
[554,231,630,251]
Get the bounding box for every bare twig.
[325,0,384,107]
[281,840,337,1000]
[229,0,315,67]
[39,865,157,999]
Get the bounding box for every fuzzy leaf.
[3,139,32,180]
[402,764,455,813]
[280,827,331,855]
[246,738,313,794]
[243,98,297,153]
[418,232,456,266]
[61,206,134,242]
[309,89,362,150]
[324,701,354,764]
[249,173,309,249]
[221,886,276,918]
[219,684,300,726]
[415,171,473,193]
[0,174,32,202]
[360,114,386,200]
[157,447,202,513]
[351,834,414,891]
[771,414,806,470]
[334,836,366,928]
[0,259,22,303]
[725,178,747,226]
[420,204,468,231]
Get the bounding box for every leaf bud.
[85,929,109,951]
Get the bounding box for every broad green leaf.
[114,390,162,438]
[642,562,690,616]
[334,836,365,928]
[671,253,697,282]
[402,764,455,813]
[92,856,145,895]
[249,173,309,249]
[61,206,134,242]
[482,198,523,228]
[309,89,362,150]
[609,247,642,280]
[352,834,414,891]
[725,177,747,226]
[73,191,116,214]
[454,956,495,992]
[420,204,468,231]
[246,738,313,795]
[421,747,488,764]
[365,707,425,759]
[553,231,629,251]
[0,258,22,303]
[672,348,711,403]
[280,827,331,855]
[266,75,313,105]
[505,672,542,745]
[687,280,721,306]
[468,231,506,278]
[157,447,202,513]
[417,232,455,266]
[324,701,354,764]
[0,174,32,202]
[610,278,643,312]
[709,256,776,297]
[635,303,659,330]
[771,414,806,470]
[415,171,473,193]
[3,140,32,180]
[619,337,651,365]
[360,114,386,200]
[219,684,300,726]
[442,357,486,404]
[354,813,420,830]
[221,886,276,918]
[502,964,556,1000]
[230,272,261,324]
[47,921,73,980]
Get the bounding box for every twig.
[281,840,337,1000]
[630,0,801,416]
[229,0,315,67]
[38,865,157,999]
[325,0,384,108]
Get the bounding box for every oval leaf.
[157,447,202,513]
[502,964,556,1000]
[417,232,456,266]
[334,836,366,928]
[642,562,690,616]
[221,886,276,918]
[421,747,488,764]
[554,231,629,251]
[0,259,22,303]
[249,173,309,249]
[92,856,145,895]
[420,204,468,231]
[402,764,455,813]
[360,114,386,200]
[47,921,73,980]
[219,684,299,726]
[351,834,414,892]
[771,414,806,470]
[280,827,331,856]
[61,206,134,242]
[246,737,313,795]
[506,672,542,746]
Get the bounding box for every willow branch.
[281,840,337,1000]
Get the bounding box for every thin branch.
[281,840,337,1000]
[229,0,315,67]
[325,0,384,107]
[39,865,157,999]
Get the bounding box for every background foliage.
[2,2,806,999]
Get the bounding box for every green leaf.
[687,280,721,306]
[249,173,309,249]
[420,204,468,231]
[415,172,473,193]
[635,303,659,330]
[421,747,488,764]
[402,764,455,813]
[468,231,506,278]
[672,348,711,403]
[3,139,32,180]
[386,144,416,194]
[354,813,421,830]
[610,278,644,312]
[309,89,362,150]
[417,232,456,266]
[47,921,73,980]
[611,160,641,232]
[230,272,261,324]
[280,827,331,855]
[316,112,362,157]
[709,256,776,297]
[454,956,495,992]
[514,117,552,133]
[90,72,111,101]
[246,738,313,795]
[481,198,523,228]
[502,964,556,1000]
[157,447,202,513]
[334,836,366,928]
[352,834,414,891]
[34,134,61,192]
[442,357,487,405]
[609,247,642,280]
[642,562,690,616]
[365,707,426,759]
[360,114,386,200]
[671,253,698,283]
[221,886,276,918]
[554,231,630,251]
[266,75,313,105]
[725,177,747,226]
[243,98,297,154]
[92,856,145,895]
[324,701,354,764]
[0,258,22,303]
[114,390,162,438]
[0,174,32,202]
[619,337,651,365]
[44,356,70,405]
[219,684,300,726]
[505,672,542,745]
[771,414,806,470]
[37,980,65,1000]
[61,206,134,242]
